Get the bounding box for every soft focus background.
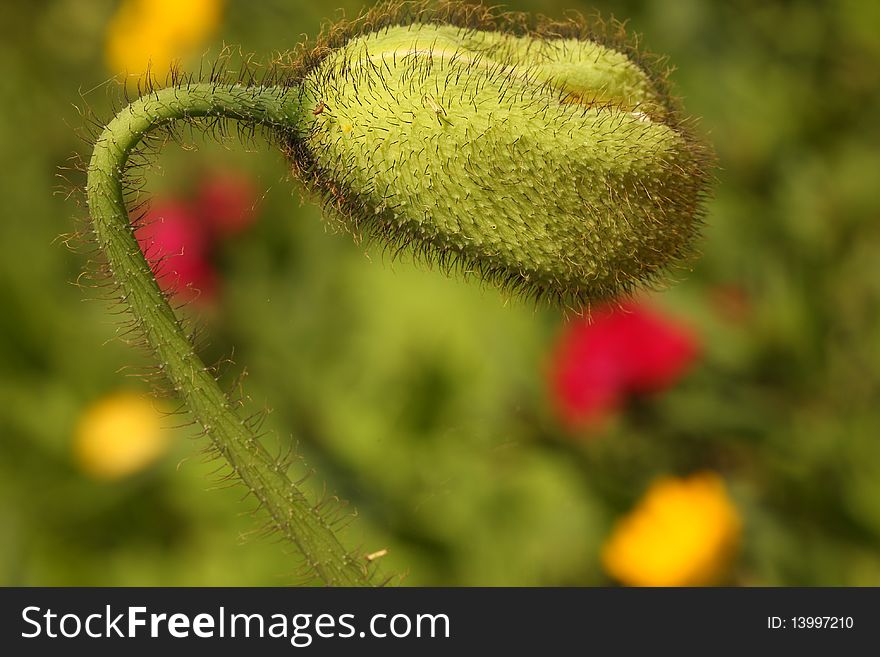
[2,0,880,586]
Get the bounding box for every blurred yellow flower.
[73,392,170,480]
[601,472,741,586]
[105,0,224,80]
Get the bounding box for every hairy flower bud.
[288,6,713,304]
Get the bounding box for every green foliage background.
[1,0,879,585]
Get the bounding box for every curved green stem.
[87,83,373,586]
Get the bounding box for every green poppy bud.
[288,9,713,304]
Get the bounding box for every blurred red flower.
[134,200,217,302]
[549,302,699,431]
[195,170,259,237]
[132,170,260,303]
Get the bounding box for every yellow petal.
[105,0,224,78]
[73,392,170,480]
[601,472,742,586]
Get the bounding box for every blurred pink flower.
[135,200,217,302]
[132,171,260,302]
[549,302,699,431]
[195,170,259,237]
